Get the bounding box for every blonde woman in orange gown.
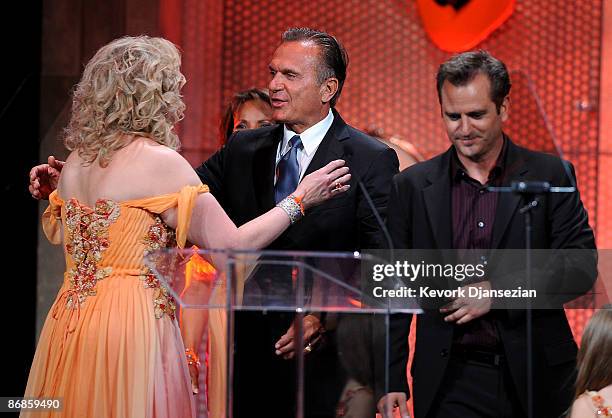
[22,35,350,418]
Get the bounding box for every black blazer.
[385,138,596,418]
[195,109,399,252]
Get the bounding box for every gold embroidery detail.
[141,215,177,320]
[64,199,120,309]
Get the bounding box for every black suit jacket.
[195,109,399,417]
[385,138,596,418]
[196,109,399,252]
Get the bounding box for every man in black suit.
[196,28,398,417]
[378,51,596,418]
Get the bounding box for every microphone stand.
[346,146,419,408]
[489,181,574,418]
[356,179,394,401]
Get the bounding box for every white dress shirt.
[275,109,335,183]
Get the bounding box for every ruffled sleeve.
[41,190,64,244]
[125,184,209,248]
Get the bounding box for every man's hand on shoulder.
[29,156,64,200]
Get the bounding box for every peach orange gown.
[22,184,209,418]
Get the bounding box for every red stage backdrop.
[160,0,603,342]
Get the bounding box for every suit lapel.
[302,110,350,178]
[423,149,453,249]
[253,125,283,213]
[490,139,529,249]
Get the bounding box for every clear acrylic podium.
[146,248,422,418]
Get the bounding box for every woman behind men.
[22,35,349,418]
[362,126,424,171]
[219,87,273,145]
[569,305,612,417]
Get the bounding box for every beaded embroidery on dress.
[586,390,612,417]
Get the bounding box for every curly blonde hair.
[64,36,186,166]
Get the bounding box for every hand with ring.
[274,314,324,360]
[293,160,350,209]
[303,333,324,354]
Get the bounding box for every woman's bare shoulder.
[60,137,202,202]
[570,388,612,418]
[569,394,594,418]
[599,385,612,400]
[56,151,86,197]
[129,138,202,193]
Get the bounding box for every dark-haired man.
[379,51,596,418]
[198,27,398,418]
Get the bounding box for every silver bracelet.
[276,195,304,224]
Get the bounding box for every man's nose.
[458,116,471,135]
[269,73,282,91]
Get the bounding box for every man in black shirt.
[379,51,596,418]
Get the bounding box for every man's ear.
[499,95,510,122]
[320,77,339,104]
